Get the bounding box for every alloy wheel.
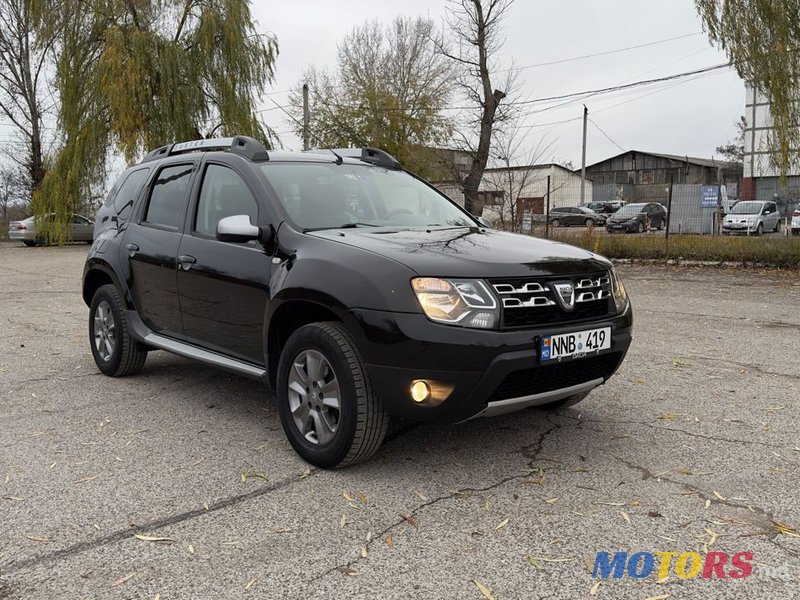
[93,300,116,361]
[287,349,341,445]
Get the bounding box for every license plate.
[541,327,611,361]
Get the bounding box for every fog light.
[410,380,431,403]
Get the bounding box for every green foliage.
[697,0,800,177]
[292,17,454,180]
[31,0,277,244]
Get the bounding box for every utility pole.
[665,172,674,254]
[545,175,551,239]
[580,105,588,205]
[302,83,310,151]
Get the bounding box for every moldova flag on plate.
[541,336,552,360]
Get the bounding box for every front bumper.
[606,221,636,232]
[349,305,633,423]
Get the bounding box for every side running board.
[126,312,266,380]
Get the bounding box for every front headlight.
[609,268,629,314]
[411,277,499,329]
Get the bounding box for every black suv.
[83,137,632,468]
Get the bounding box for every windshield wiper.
[304,222,380,232]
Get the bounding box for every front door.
[126,162,194,335]
[176,162,270,364]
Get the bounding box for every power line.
[589,118,625,152]
[500,32,703,72]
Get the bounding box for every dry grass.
[551,230,800,268]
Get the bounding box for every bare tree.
[0,0,51,199]
[0,165,18,221]
[482,127,552,232]
[438,0,518,216]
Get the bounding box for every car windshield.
[260,162,477,230]
[730,201,763,215]
[615,204,644,216]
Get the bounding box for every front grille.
[491,272,615,329]
[488,352,623,402]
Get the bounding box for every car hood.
[608,213,638,222]
[724,214,758,222]
[307,227,611,278]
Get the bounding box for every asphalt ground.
[1,242,799,599]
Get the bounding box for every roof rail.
[323,147,402,170]
[142,136,269,163]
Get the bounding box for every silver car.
[722,201,781,235]
[8,214,94,246]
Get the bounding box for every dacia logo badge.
[553,282,575,311]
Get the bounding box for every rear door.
[176,159,271,364]
[125,161,195,335]
[70,215,94,241]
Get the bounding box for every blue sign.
[701,186,719,208]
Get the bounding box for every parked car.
[82,136,632,468]
[8,214,94,246]
[792,202,800,236]
[585,201,625,214]
[605,202,666,233]
[548,206,607,227]
[722,200,780,235]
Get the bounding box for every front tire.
[637,220,645,233]
[276,322,388,468]
[755,223,763,236]
[551,219,560,227]
[89,284,147,376]
[585,218,594,227]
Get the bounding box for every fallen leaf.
[642,595,671,600]
[360,546,368,558]
[595,501,625,506]
[188,544,195,555]
[340,514,347,529]
[25,534,50,543]
[241,472,268,483]
[620,510,632,525]
[705,499,711,509]
[495,518,509,530]
[356,491,368,505]
[545,498,559,504]
[203,501,210,511]
[300,467,311,479]
[526,555,576,563]
[648,511,663,518]
[415,490,428,501]
[401,514,418,528]
[657,414,680,420]
[366,531,373,543]
[244,577,259,590]
[72,475,99,485]
[335,567,359,576]
[589,581,601,595]
[472,578,496,600]
[712,490,727,501]
[111,572,136,587]
[386,534,393,546]
[133,534,174,544]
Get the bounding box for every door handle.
[126,243,139,251]
[178,254,197,271]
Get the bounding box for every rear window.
[144,164,193,229]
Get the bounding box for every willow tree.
[33,0,277,243]
[697,0,800,177]
[292,16,454,179]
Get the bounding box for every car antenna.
[328,149,343,165]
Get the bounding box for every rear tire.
[22,240,36,247]
[276,322,388,469]
[539,390,591,410]
[585,218,594,227]
[89,284,147,377]
[551,219,560,227]
[637,221,645,233]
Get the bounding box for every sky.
[252,0,745,167]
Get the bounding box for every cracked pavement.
[1,243,799,599]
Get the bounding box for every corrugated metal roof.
[584,150,740,170]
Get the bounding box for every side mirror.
[477,216,493,228]
[216,214,260,243]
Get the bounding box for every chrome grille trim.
[501,296,556,308]
[492,282,547,294]
[491,272,611,310]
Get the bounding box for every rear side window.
[144,164,193,229]
[194,165,258,236]
[114,168,150,214]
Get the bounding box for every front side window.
[195,165,258,237]
[260,163,477,230]
[144,164,193,229]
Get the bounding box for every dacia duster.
[83,136,632,468]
